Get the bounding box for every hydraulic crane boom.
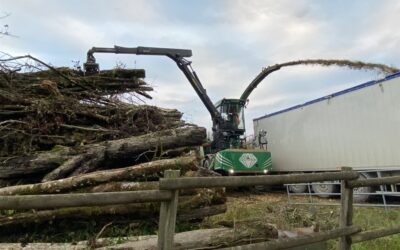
[85,46,280,104]
[83,45,278,153]
[84,46,223,148]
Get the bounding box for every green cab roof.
[214,98,245,107]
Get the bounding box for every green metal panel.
[211,149,272,174]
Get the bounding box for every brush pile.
[0,54,226,240]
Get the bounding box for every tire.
[353,173,374,203]
[312,181,339,198]
[288,172,308,194]
[288,184,308,194]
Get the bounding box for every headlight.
[229,169,235,174]
[263,169,268,174]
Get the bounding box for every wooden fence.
[1,167,400,249]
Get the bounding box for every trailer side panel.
[253,74,400,172]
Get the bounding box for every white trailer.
[253,72,400,198]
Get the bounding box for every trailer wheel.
[312,181,339,198]
[288,184,308,194]
[353,173,374,203]
[288,172,308,194]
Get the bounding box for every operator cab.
[215,99,245,133]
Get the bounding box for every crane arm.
[171,56,222,121]
[84,46,221,122]
[239,65,281,101]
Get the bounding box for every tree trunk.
[178,204,227,221]
[86,181,218,197]
[87,181,160,193]
[97,225,278,250]
[52,126,206,179]
[98,126,206,171]
[0,146,73,178]
[85,168,222,194]
[0,126,206,180]
[0,223,279,249]
[0,156,198,195]
[0,196,226,227]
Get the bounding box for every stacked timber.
[0,55,226,241]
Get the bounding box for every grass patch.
[202,192,400,250]
[352,208,400,250]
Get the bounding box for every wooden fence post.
[158,169,180,250]
[339,167,354,250]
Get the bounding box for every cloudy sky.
[1,0,399,135]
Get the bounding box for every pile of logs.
[0,55,226,241]
[0,64,184,157]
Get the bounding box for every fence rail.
[158,170,358,190]
[285,184,400,209]
[0,190,172,210]
[351,225,400,243]
[349,175,400,188]
[221,226,361,250]
[0,167,399,249]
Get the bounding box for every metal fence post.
[339,167,354,250]
[158,169,180,250]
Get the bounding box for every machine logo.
[239,153,258,168]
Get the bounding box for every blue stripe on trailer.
[253,71,400,121]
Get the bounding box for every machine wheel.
[353,173,374,203]
[312,181,339,198]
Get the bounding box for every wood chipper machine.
[83,46,279,175]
